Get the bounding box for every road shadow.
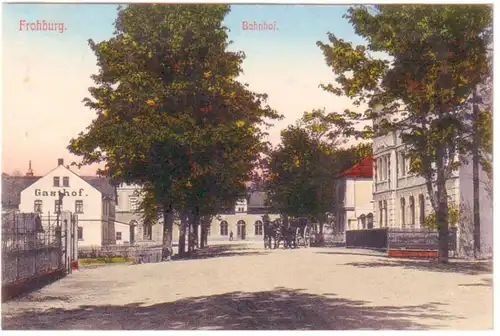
[344,259,493,276]
[316,250,388,258]
[172,243,269,261]
[2,288,459,330]
[459,278,493,287]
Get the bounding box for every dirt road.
[1,243,493,330]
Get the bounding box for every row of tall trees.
[68,4,281,259]
[315,4,492,263]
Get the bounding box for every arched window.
[400,198,406,228]
[409,196,415,227]
[419,194,425,226]
[383,200,388,227]
[367,213,374,229]
[143,222,152,240]
[220,221,228,236]
[359,214,366,229]
[254,220,263,235]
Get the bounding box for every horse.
[274,218,297,249]
[263,219,280,249]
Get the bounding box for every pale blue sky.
[3,4,367,175]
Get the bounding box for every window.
[220,221,228,236]
[384,201,389,227]
[367,213,374,229]
[405,156,411,175]
[398,152,405,177]
[387,155,391,182]
[383,200,388,227]
[396,154,400,176]
[419,194,426,226]
[383,156,387,180]
[129,197,139,212]
[116,232,122,241]
[359,215,366,229]
[254,220,263,235]
[53,176,60,187]
[77,226,83,240]
[409,196,415,227]
[400,198,406,228]
[54,200,62,214]
[75,200,83,214]
[378,201,383,226]
[143,223,152,240]
[63,176,69,187]
[34,200,43,213]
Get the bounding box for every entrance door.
[129,221,136,245]
[237,220,246,240]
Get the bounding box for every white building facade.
[209,192,280,241]
[115,183,165,245]
[114,184,280,243]
[334,157,375,233]
[372,131,493,257]
[16,159,117,247]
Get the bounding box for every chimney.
[58,158,64,166]
[26,160,34,177]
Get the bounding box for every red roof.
[338,156,373,178]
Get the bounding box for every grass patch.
[79,257,136,265]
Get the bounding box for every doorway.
[237,220,246,240]
[129,221,137,245]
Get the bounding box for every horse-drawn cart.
[295,222,312,248]
[263,217,312,249]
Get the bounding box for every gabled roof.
[247,191,267,208]
[1,174,116,209]
[338,156,374,178]
[2,176,41,209]
[81,176,116,201]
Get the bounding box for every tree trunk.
[319,221,324,242]
[178,210,188,256]
[200,224,206,249]
[162,203,174,261]
[199,215,209,249]
[187,215,193,253]
[435,146,450,264]
[188,210,198,253]
[193,208,200,249]
[194,221,199,249]
[472,88,481,259]
[203,216,210,247]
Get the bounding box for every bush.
[422,204,460,230]
[79,257,135,265]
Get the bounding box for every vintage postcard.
[1,1,494,331]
